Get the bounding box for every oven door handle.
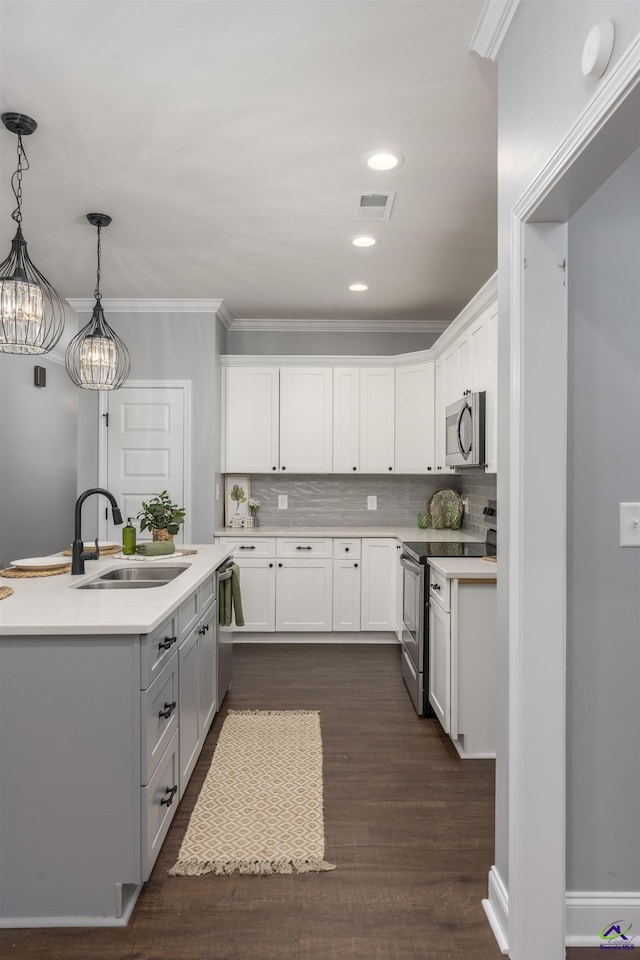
[399,553,423,576]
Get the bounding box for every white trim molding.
[220,351,435,368]
[66,298,225,316]
[566,891,640,948]
[483,866,509,954]
[429,271,497,355]
[469,0,521,61]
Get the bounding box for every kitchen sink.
[77,564,190,589]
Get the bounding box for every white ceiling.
[0,1,497,329]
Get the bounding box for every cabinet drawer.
[141,729,179,880]
[199,572,216,614]
[141,612,179,689]
[220,537,275,558]
[333,538,361,559]
[141,653,179,785]
[277,537,333,558]
[428,567,450,612]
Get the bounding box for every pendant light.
[65,213,130,390]
[0,112,65,354]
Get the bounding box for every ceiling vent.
[353,191,396,221]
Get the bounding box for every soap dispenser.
[122,518,136,555]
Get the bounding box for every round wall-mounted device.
[581,20,615,79]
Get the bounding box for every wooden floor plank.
[0,643,598,959]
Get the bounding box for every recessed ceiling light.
[364,151,403,171]
[349,283,368,292]
[352,236,377,248]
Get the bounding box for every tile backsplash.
[241,471,496,536]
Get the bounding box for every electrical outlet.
[278,495,288,510]
[620,502,640,546]
[367,495,377,510]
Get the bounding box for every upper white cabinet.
[360,367,395,473]
[395,361,435,474]
[434,359,457,475]
[223,366,332,474]
[223,366,279,473]
[279,367,333,473]
[333,367,360,473]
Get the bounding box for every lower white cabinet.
[275,559,333,631]
[233,557,276,631]
[427,564,496,758]
[333,559,361,631]
[178,594,218,796]
[360,538,397,631]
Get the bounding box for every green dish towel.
[136,541,176,556]
[219,563,244,628]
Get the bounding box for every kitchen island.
[0,544,233,928]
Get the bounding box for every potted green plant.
[137,490,186,541]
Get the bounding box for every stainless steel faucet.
[72,488,123,575]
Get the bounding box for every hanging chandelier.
[0,112,65,354]
[65,213,130,390]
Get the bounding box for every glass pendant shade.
[0,111,65,355]
[65,300,130,390]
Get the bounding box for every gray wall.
[497,0,640,894]
[0,355,78,567]
[76,310,223,544]
[226,330,439,355]
[566,147,640,891]
[226,470,495,536]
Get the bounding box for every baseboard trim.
[565,890,640,947]
[482,865,509,954]
[233,632,399,645]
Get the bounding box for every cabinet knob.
[160,785,178,807]
[282,466,286,470]
[158,701,176,720]
[278,562,283,568]
[269,562,273,568]
[353,466,357,471]
[345,547,349,553]
[354,563,358,568]
[427,466,432,471]
[158,635,177,651]
[388,466,393,471]
[273,466,277,470]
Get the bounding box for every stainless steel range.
[399,503,497,716]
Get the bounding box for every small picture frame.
[224,476,251,527]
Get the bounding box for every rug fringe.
[168,858,336,877]
[227,709,319,717]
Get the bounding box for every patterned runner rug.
[169,709,336,876]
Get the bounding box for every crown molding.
[469,0,521,61]
[227,317,448,334]
[66,298,225,315]
[221,351,436,368]
[429,271,497,356]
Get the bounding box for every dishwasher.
[216,558,234,707]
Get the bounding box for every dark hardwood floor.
[1,643,599,960]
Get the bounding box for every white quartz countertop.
[428,557,497,580]
[0,544,233,637]
[215,525,484,543]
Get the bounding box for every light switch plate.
[278,495,288,510]
[619,503,640,546]
[367,495,377,510]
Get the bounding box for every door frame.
[484,33,640,960]
[97,379,192,543]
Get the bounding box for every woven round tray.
[0,564,72,578]
[0,585,14,599]
[62,545,121,557]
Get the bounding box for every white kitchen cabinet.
[359,367,395,473]
[360,538,397,631]
[233,557,276,631]
[197,603,217,737]
[279,367,333,473]
[275,558,333,631]
[395,361,435,474]
[434,359,457,475]
[427,562,496,758]
[333,366,360,473]
[428,598,451,732]
[178,624,200,792]
[333,558,361,631]
[223,366,280,473]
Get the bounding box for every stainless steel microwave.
[445,391,486,467]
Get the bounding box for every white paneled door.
[100,382,191,544]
